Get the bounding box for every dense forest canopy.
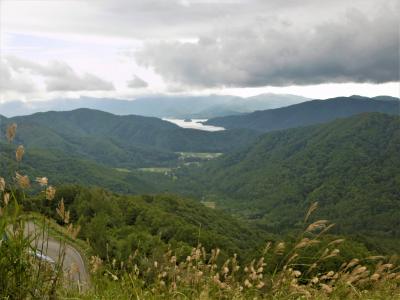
[177,113,400,252]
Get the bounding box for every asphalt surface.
[25,221,90,290]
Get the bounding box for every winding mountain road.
[25,221,90,290]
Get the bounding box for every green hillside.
[0,109,258,169]
[0,142,163,194]
[26,185,268,261]
[205,96,400,132]
[179,113,400,252]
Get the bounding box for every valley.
[1,95,399,298]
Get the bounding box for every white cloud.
[0,59,36,93]
[6,56,115,92]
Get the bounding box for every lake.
[163,118,225,132]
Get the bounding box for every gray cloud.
[136,2,399,88]
[6,56,114,91]
[127,75,148,88]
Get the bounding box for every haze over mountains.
[0,93,309,118]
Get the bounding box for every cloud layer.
[136,4,399,88]
[1,0,399,101]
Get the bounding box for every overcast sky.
[0,0,399,102]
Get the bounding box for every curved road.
[25,221,90,290]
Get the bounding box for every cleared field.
[114,168,131,173]
[137,167,173,173]
[177,152,223,159]
[201,201,216,209]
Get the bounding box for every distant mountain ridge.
[205,95,400,131]
[0,93,309,118]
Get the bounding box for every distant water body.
[163,118,225,132]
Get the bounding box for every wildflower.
[15,145,24,162]
[0,177,5,191]
[36,177,48,187]
[6,123,17,142]
[15,172,30,189]
[46,185,56,200]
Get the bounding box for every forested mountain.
[0,94,309,118]
[179,113,400,252]
[0,142,164,194]
[26,185,268,260]
[205,96,400,132]
[0,109,258,169]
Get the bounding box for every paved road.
[25,221,90,290]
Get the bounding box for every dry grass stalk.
[3,193,10,207]
[304,202,318,222]
[0,177,5,191]
[6,123,17,142]
[46,186,56,201]
[56,198,70,224]
[15,145,25,162]
[36,177,48,187]
[305,220,329,233]
[15,172,30,189]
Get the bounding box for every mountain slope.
[181,113,400,251]
[0,109,259,168]
[27,185,268,260]
[205,96,400,131]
